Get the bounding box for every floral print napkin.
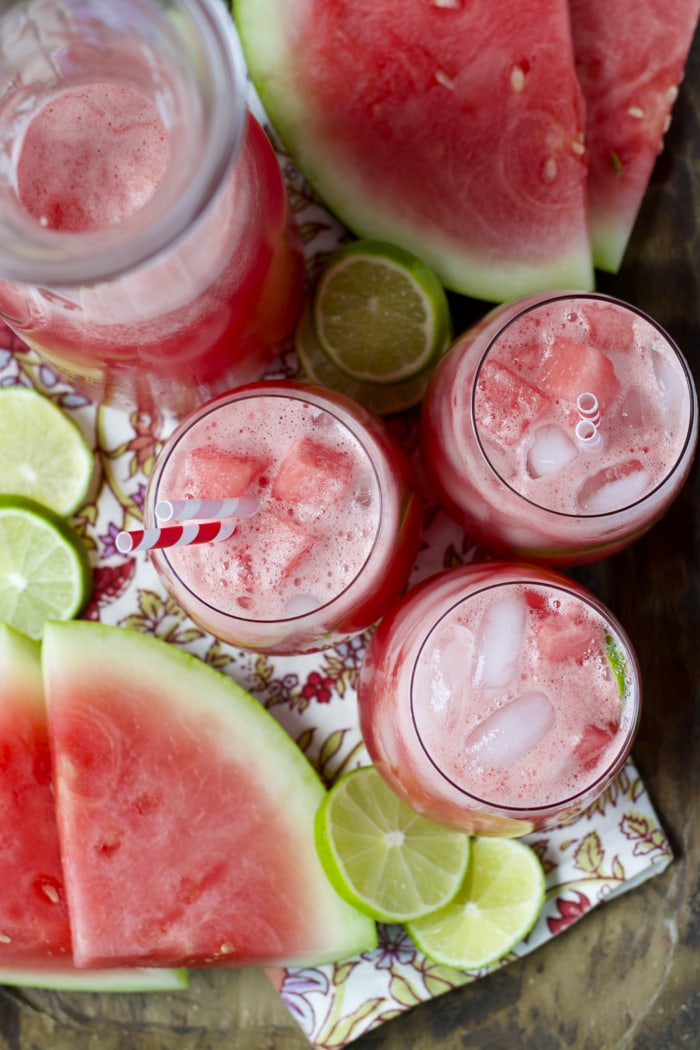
[0,83,673,1050]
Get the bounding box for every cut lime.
[296,303,439,415]
[0,386,94,515]
[314,766,470,923]
[312,240,452,385]
[0,495,92,639]
[406,837,545,970]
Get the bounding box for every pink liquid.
[421,293,697,563]
[357,562,640,836]
[0,81,304,413]
[17,84,170,230]
[147,381,421,654]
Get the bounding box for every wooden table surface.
[2,19,699,1050]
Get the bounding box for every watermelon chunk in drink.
[273,436,353,524]
[248,508,315,596]
[475,361,548,447]
[536,610,600,664]
[577,460,651,513]
[538,336,621,410]
[573,722,619,772]
[182,445,267,502]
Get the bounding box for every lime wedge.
[406,837,545,970]
[312,240,451,385]
[296,303,440,415]
[0,386,94,515]
[605,633,630,698]
[0,495,92,639]
[314,766,470,923]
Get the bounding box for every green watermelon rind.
[42,620,378,968]
[0,965,189,992]
[232,0,595,302]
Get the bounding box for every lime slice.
[0,386,94,515]
[406,837,545,970]
[0,495,92,639]
[296,303,440,415]
[312,240,452,385]
[314,766,470,923]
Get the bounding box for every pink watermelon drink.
[357,562,641,836]
[0,0,303,415]
[421,292,698,564]
[145,381,422,654]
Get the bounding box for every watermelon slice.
[569,0,700,272]
[234,0,594,301]
[42,621,377,970]
[0,623,187,991]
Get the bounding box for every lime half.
[0,496,92,639]
[406,837,545,970]
[315,766,470,923]
[296,303,439,415]
[312,240,451,385]
[0,386,94,515]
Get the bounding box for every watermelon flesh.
[0,624,72,967]
[569,0,700,272]
[234,0,594,301]
[0,623,187,991]
[42,621,377,970]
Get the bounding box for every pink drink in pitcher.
[357,561,640,836]
[145,381,422,654]
[421,292,698,564]
[0,0,303,414]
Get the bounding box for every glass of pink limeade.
[421,292,698,564]
[144,381,422,654]
[0,0,304,414]
[357,561,641,837]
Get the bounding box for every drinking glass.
[357,561,641,836]
[421,291,698,564]
[143,380,422,654]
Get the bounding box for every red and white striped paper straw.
[116,518,237,554]
[575,418,602,448]
[155,497,259,522]
[576,391,601,428]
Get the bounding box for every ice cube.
[619,387,647,430]
[414,622,474,722]
[473,596,526,690]
[526,424,578,478]
[577,460,651,513]
[283,593,322,618]
[463,691,555,767]
[651,349,685,405]
[578,302,635,355]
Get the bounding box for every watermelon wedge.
[234,0,594,301]
[569,0,700,272]
[41,621,377,970]
[0,623,187,991]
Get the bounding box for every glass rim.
[0,0,246,285]
[148,384,386,628]
[471,290,698,521]
[409,571,642,817]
